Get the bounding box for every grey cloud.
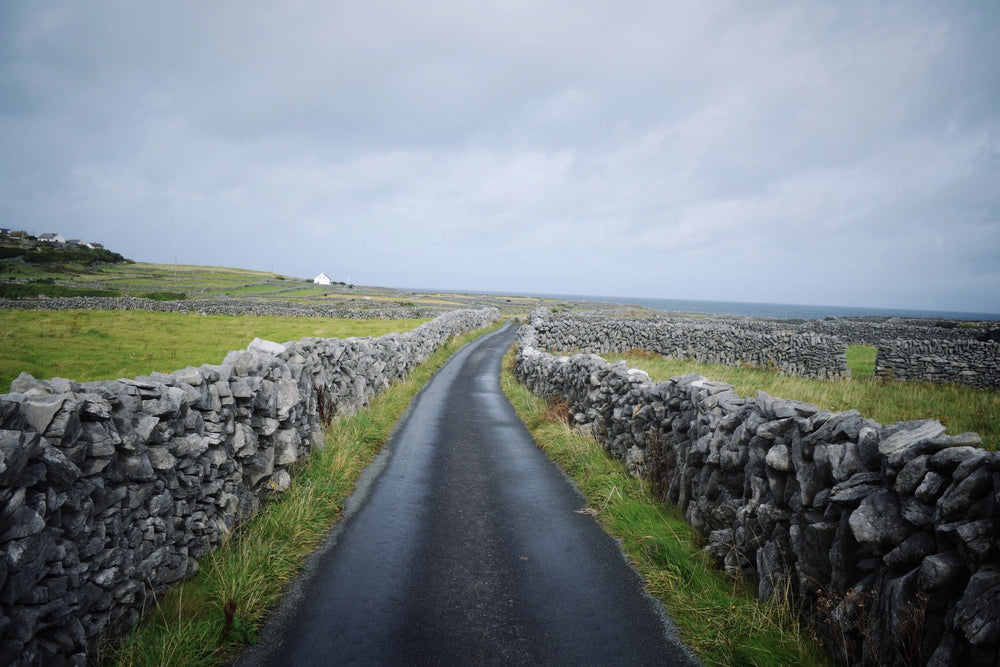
[1,1,998,313]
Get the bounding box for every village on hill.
[0,228,107,250]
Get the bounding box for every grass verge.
[604,350,999,451]
[500,349,832,667]
[100,322,503,666]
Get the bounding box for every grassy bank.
[500,350,832,666]
[0,309,429,392]
[602,349,999,451]
[102,322,503,666]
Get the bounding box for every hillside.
[0,232,613,316]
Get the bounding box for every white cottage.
[313,272,333,286]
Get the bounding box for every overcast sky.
[2,2,998,313]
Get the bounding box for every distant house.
[313,272,333,286]
[66,239,84,246]
[39,233,65,244]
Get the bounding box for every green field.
[0,309,429,392]
[604,349,999,451]
[1,242,617,315]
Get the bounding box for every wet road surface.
[236,324,697,666]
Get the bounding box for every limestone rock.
[849,489,909,553]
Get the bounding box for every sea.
[513,293,1000,322]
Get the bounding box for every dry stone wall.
[532,310,850,380]
[0,296,445,319]
[0,308,498,665]
[515,314,999,667]
[534,309,1000,389]
[774,316,1000,389]
[875,339,1000,389]
[776,316,999,345]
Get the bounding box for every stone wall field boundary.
[531,310,850,380]
[875,338,1000,389]
[532,309,1000,389]
[0,308,498,665]
[514,315,999,666]
[0,296,444,319]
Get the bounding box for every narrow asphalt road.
[236,324,698,666]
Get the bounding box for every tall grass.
[101,323,502,666]
[500,351,832,667]
[604,350,999,451]
[0,310,429,392]
[845,344,877,380]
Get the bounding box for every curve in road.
[236,323,698,666]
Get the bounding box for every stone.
[40,444,81,487]
[795,462,823,507]
[849,489,909,553]
[790,521,836,594]
[878,420,948,457]
[894,455,929,494]
[773,399,819,419]
[267,469,292,493]
[121,454,154,482]
[229,377,254,399]
[954,567,1000,645]
[830,471,883,505]
[929,445,983,473]
[169,434,209,458]
[756,537,791,602]
[952,450,991,482]
[939,467,994,521]
[132,414,160,444]
[900,497,935,528]
[232,423,257,456]
[9,371,40,394]
[275,379,301,420]
[757,418,793,441]
[918,551,967,595]
[23,396,67,435]
[81,395,113,420]
[956,520,998,562]
[146,447,177,470]
[831,412,864,442]
[148,491,174,516]
[828,441,865,482]
[82,422,121,455]
[0,505,45,541]
[234,350,274,377]
[883,531,936,571]
[248,337,287,356]
[273,429,300,466]
[1,532,59,605]
[914,472,949,503]
[142,386,187,417]
[172,366,204,387]
[624,445,647,478]
[243,447,275,488]
[765,444,791,471]
[857,424,881,470]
